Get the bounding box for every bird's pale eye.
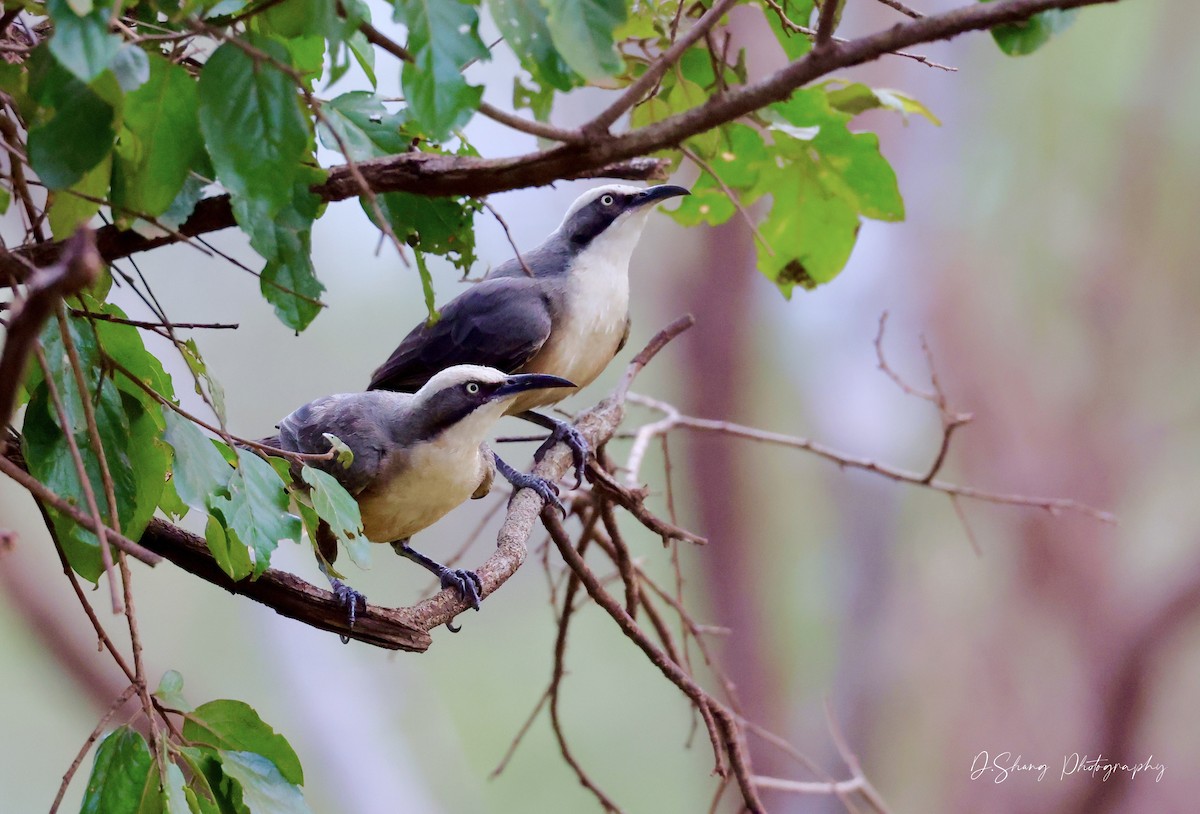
[465,382,481,394]
[600,194,615,206]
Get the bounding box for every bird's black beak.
[633,184,690,207]
[493,373,576,400]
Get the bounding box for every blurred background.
[2,0,1195,811]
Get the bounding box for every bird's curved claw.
[536,422,590,489]
[329,578,367,644]
[440,568,483,611]
[508,470,566,517]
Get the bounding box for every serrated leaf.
[82,727,153,814]
[393,0,488,139]
[209,450,302,577]
[198,35,310,218]
[490,0,578,90]
[300,465,368,568]
[220,751,311,814]
[541,0,626,80]
[184,701,304,786]
[114,55,204,218]
[47,0,122,83]
[317,92,410,161]
[985,3,1077,55]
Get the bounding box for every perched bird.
[368,183,690,500]
[269,365,574,619]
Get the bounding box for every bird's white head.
[555,184,690,269]
[415,365,575,442]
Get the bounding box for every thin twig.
[625,393,1116,523]
[480,199,533,276]
[49,684,138,814]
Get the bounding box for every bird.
[268,365,575,622]
[367,183,689,502]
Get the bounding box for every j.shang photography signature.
[970,751,1166,784]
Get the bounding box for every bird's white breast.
[509,226,639,414]
[355,427,491,543]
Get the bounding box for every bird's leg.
[391,539,484,611]
[516,410,589,488]
[316,558,366,643]
[493,451,566,516]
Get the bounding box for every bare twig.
[480,199,533,276]
[49,684,138,814]
[625,392,1116,523]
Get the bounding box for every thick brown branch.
[138,518,433,651]
[0,0,1121,283]
[0,158,667,282]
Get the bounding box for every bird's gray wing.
[367,276,553,392]
[274,393,401,495]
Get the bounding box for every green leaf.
[154,669,192,713]
[209,450,302,577]
[161,409,233,512]
[393,0,488,139]
[198,35,310,218]
[47,152,111,237]
[82,727,153,814]
[114,54,204,218]
[184,700,304,786]
[985,4,1077,55]
[490,0,578,91]
[366,191,478,272]
[541,0,626,80]
[758,162,861,296]
[163,762,191,814]
[22,316,169,581]
[763,0,814,60]
[321,433,354,468]
[822,80,939,125]
[204,513,253,581]
[47,0,122,83]
[26,50,116,190]
[258,0,335,38]
[220,751,311,814]
[111,44,151,92]
[317,92,410,161]
[300,465,369,568]
[176,746,239,814]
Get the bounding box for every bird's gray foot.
[328,578,367,643]
[493,453,566,516]
[440,568,483,611]
[535,420,589,488]
[392,540,485,610]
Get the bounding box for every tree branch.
[0,0,1122,283]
